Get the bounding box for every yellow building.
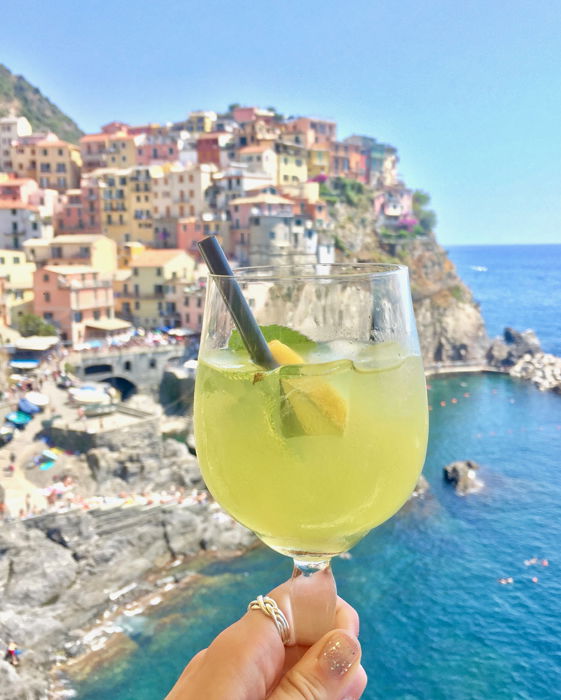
[11,135,82,191]
[106,132,138,168]
[93,165,159,248]
[117,248,195,328]
[307,144,330,178]
[0,248,35,327]
[275,141,308,185]
[185,111,216,134]
[24,234,118,274]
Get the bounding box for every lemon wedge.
[268,340,348,436]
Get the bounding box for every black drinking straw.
[198,236,278,370]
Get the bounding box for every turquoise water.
[447,244,561,355]
[77,244,561,699]
[76,372,561,700]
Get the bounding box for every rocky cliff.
[330,197,489,365]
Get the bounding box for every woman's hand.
[166,577,367,699]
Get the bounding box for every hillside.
[0,64,83,143]
[326,181,489,365]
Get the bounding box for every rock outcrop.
[443,460,484,495]
[0,440,254,699]
[487,327,542,368]
[510,352,561,393]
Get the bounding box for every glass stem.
[287,558,337,646]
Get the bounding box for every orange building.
[11,135,82,191]
[33,264,118,345]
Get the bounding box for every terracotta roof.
[0,201,38,211]
[130,249,188,267]
[80,133,109,143]
[34,139,76,149]
[239,145,274,154]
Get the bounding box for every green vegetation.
[0,64,83,143]
[449,284,465,302]
[18,313,57,337]
[320,178,367,207]
[413,190,437,235]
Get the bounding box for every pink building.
[136,135,179,165]
[33,264,116,345]
[232,106,276,124]
[55,177,102,234]
[176,217,204,259]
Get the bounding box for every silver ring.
[247,595,290,645]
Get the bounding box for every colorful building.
[0,115,32,172]
[54,174,102,235]
[330,141,368,183]
[185,111,217,134]
[33,264,116,344]
[275,141,308,185]
[283,117,337,147]
[24,234,118,274]
[117,249,195,329]
[11,134,82,191]
[151,163,215,220]
[237,145,278,183]
[0,248,35,327]
[0,201,52,250]
[196,132,233,167]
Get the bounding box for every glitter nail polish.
[320,631,359,678]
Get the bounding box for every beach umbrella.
[6,411,33,427]
[18,397,41,415]
[26,391,50,407]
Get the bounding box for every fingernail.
[319,631,360,678]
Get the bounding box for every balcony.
[58,279,112,290]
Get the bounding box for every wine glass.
[194,251,428,644]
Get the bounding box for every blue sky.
[3,0,561,245]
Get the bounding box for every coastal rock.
[487,327,542,368]
[0,523,78,606]
[509,352,561,392]
[408,237,489,364]
[411,473,430,498]
[443,460,484,495]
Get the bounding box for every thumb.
[270,630,367,700]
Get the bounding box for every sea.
[76,245,561,700]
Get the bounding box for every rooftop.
[43,264,96,275]
[130,249,188,267]
[229,193,293,206]
[50,234,107,244]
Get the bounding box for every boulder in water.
[443,460,484,495]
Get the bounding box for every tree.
[18,313,57,337]
[413,190,437,234]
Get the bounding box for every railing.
[57,279,112,290]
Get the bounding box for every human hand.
[166,577,367,699]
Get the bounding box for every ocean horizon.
[76,243,561,700]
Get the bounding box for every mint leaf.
[228,324,316,354]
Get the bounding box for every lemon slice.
[268,340,348,436]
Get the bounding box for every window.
[149,358,157,368]
[198,313,202,326]
[40,163,51,172]
[269,231,275,239]
[133,268,138,276]
[185,312,190,323]
[134,301,140,310]
[74,311,83,322]
[44,312,54,321]
[13,256,20,264]
[51,246,62,258]
[79,246,89,257]
[196,297,202,308]
[124,360,132,371]
[43,273,49,282]
[93,310,100,320]
[14,290,23,300]
[56,163,66,172]
[43,291,51,302]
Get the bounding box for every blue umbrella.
[18,397,41,414]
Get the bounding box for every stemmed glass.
[194,238,428,644]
